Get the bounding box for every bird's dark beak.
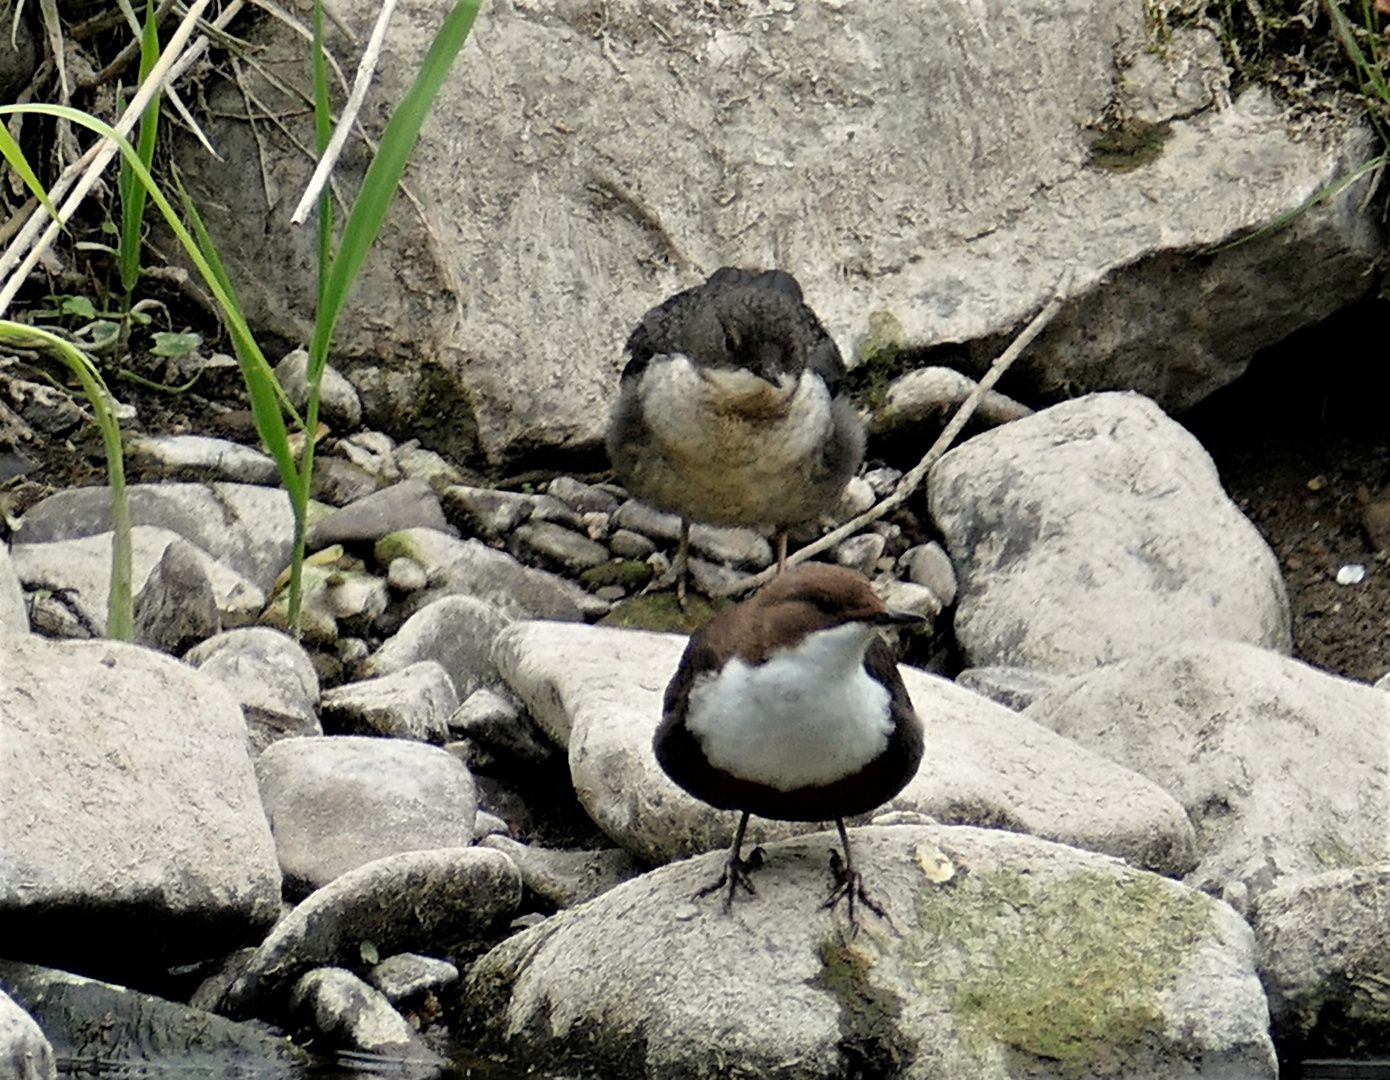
[868,610,928,627]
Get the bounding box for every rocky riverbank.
[5,383,1390,1078]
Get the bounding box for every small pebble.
[386,557,429,593]
[1336,563,1366,585]
[673,903,700,922]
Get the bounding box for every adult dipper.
[654,562,924,926]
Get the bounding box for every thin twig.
[290,0,398,223]
[718,268,1076,597]
[0,0,215,317]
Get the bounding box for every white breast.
[685,622,894,792]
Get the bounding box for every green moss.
[845,308,911,412]
[906,868,1212,1071]
[1087,118,1172,172]
[579,559,654,592]
[813,939,915,1077]
[597,592,730,633]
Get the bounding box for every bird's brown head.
[706,563,922,664]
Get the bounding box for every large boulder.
[0,636,281,981]
[460,824,1275,1079]
[928,392,1291,674]
[168,1,1379,467]
[1025,638,1390,903]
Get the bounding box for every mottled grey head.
[622,267,846,389]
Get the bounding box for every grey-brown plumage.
[655,563,924,927]
[607,268,865,588]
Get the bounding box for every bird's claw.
[824,848,893,935]
[695,845,765,913]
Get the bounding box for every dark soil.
[1182,295,1390,686]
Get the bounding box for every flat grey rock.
[871,367,1033,436]
[13,482,294,592]
[546,476,620,515]
[310,455,384,506]
[1025,638,1390,901]
[133,537,222,654]
[221,847,521,1018]
[171,0,1376,467]
[289,967,441,1063]
[274,349,362,432]
[376,528,605,620]
[362,594,512,701]
[184,627,322,753]
[124,434,280,485]
[448,687,554,764]
[509,520,610,574]
[0,986,54,1080]
[393,441,465,491]
[255,735,478,895]
[611,501,773,569]
[308,479,450,550]
[899,542,957,607]
[928,393,1291,674]
[0,637,281,971]
[491,621,1196,875]
[0,961,308,1075]
[320,661,458,742]
[10,526,264,637]
[460,825,1274,1080]
[368,953,459,1003]
[478,835,641,910]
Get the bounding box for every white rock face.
[928,392,1291,674]
[168,1,1378,466]
[1025,638,1390,901]
[0,544,27,634]
[0,636,281,961]
[461,825,1275,1080]
[491,620,1196,874]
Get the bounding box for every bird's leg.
[675,518,690,607]
[694,811,764,913]
[775,530,788,574]
[824,819,891,934]
[640,518,692,607]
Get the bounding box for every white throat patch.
[685,622,894,791]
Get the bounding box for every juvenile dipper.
[607,267,865,598]
[654,563,924,927]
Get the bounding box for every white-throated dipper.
[654,562,924,928]
[607,267,865,599]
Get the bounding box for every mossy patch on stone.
[1087,117,1172,172]
[907,867,1212,1071]
[813,939,916,1077]
[579,559,653,592]
[597,592,730,633]
[845,308,912,411]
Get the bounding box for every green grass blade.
[0,122,62,221]
[307,0,481,378]
[118,0,164,296]
[0,320,133,640]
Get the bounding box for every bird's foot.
[824,849,894,935]
[641,559,690,610]
[694,846,764,913]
